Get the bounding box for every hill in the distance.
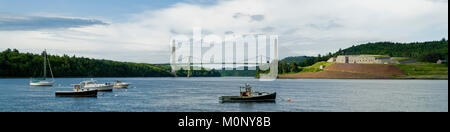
[335,39,448,62]
[279,39,448,66]
[281,56,314,64]
[0,49,233,78]
[276,39,448,79]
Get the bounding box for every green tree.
[289,62,298,73]
[279,61,288,74]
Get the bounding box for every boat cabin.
[240,84,253,97]
[80,80,97,87]
[80,80,111,86]
[73,84,81,92]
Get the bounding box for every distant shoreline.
[277,62,448,80]
[1,77,447,81]
[278,73,448,80]
[0,76,252,79]
[277,76,448,80]
[0,75,182,78]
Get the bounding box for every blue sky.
[0,0,448,63]
[0,0,217,21]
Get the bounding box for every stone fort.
[327,55,399,64]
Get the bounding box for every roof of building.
[337,55,390,58]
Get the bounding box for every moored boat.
[113,80,131,88]
[78,79,113,92]
[56,84,98,97]
[219,84,276,103]
[30,50,55,86]
[30,79,54,86]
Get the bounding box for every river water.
[0,77,447,112]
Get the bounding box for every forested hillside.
[272,39,449,75]
[281,56,313,64]
[0,49,174,77]
[335,39,448,62]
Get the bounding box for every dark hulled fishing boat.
[219,84,276,103]
[55,90,98,97]
[55,84,98,97]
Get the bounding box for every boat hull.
[114,83,130,88]
[55,90,98,97]
[30,81,54,86]
[84,86,113,92]
[220,92,276,103]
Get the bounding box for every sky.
[0,0,448,63]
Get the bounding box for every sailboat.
[30,50,55,86]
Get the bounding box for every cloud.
[0,0,447,63]
[0,14,107,31]
[428,0,448,3]
[250,15,265,22]
[233,13,265,22]
[306,19,342,30]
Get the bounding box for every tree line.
[176,68,221,77]
[335,39,448,62]
[0,49,228,78]
[0,49,175,77]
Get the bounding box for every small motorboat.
[56,84,98,97]
[78,79,113,92]
[113,80,131,88]
[219,84,276,103]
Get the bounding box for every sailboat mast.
[47,54,54,80]
[43,50,47,78]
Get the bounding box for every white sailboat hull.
[30,81,54,86]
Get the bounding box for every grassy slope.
[397,62,448,79]
[391,57,412,61]
[299,62,334,73]
[280,61,448,79]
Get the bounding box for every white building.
[328,55,399,64]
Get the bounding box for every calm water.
[0,77,447,112]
